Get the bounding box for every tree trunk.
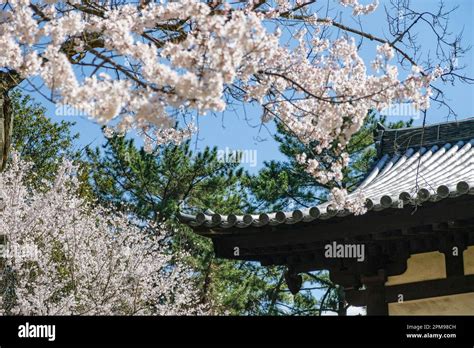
[0,91,13,172]
[0,71,21,172]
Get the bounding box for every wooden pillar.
[362,270,388,315]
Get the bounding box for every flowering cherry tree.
[0,155,208,315]
[0,0,470,211]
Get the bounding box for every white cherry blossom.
[0,155,208,315]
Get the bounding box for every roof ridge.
[375,117,474,157]
[379,117,474,133]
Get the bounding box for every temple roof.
[179,118,474,232]
[374,117,474,156]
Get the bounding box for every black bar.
[1,316,474,346]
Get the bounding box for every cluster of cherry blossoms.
[264,35,439,212]
[339,0,379,16]
[328,187,368,215]
[0,155,208,315]
[1,0,281,142]
[0,0,442,213]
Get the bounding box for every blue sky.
[28,0,474,175]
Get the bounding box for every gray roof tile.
[179,121,474,230]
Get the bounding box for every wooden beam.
[346,274,474,308]
[385,275,474,303]
[212,195,474,259]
